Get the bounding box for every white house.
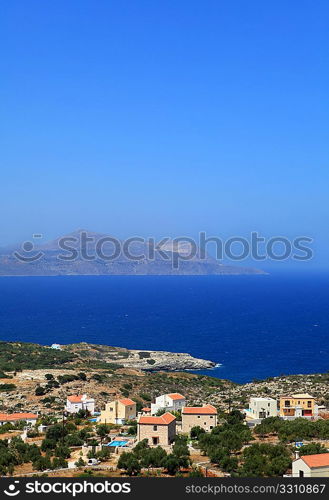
[65,394,95,415]
[292,453,329,477]
[246,397,277,419]
[151,393,186,415]
[50,343,62,350]
[0,413,38,427]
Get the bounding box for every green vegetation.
[240,443,291,477]
[254,417,329,442]
[0,383,17,392]
[0,342,76,371]
[296,443,328,456]
[138,352,151,359]
[117,436,191,476]
[139,392,152,401]
[0,421,26,434]
[0,437,42,475]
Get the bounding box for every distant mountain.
[0,229,266,276]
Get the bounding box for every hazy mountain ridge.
[0,230,266,276]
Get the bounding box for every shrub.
[0,383,17,392]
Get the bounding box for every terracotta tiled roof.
[67,395,84,403]
[301,454,329,468]
[119,398,135,406]
[0,413,38,422]
[142,407,151,412]
[139,412,176,425]
[167,393,185,400]
[182,404,217,415]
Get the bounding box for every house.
[99,399,136,425]
[0,413,38,427]
[182,404,217,433]
[137,412,176,446]
[50,343,62,350]
[151,393,186,415]
[65,394,95,415]
[246,397,277,419]
[292,453,329,477]
[279,394,315,418]
[141,407,151,415]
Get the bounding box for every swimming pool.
[107,440,128,447]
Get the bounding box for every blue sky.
[1,1,328,268]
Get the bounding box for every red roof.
[182,404,217,415]
[119,398,135,406]
[67,395,83,403]
[167,393,185,401]
[0,413,38,422]
[139,412,176,425]
[142,407,151,412]
[301,454,329,468]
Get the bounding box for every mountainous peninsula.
[0,229,265,276]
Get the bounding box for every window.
[153,425,157,431]
[210,426,213,429]
[284,400,290,407]
[307,401,312,408]
[110,408,113,412]
[197,416,200,418]
[210,416,213,419]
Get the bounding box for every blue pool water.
[0,273,328,383]
[108,441,128,447]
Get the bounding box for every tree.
[35,386,47,396]
[52,457,68,469]
[41,438,57,451]
[96,447,113,462]
[140,446,167,468]
[162,454,180,475]
[240,443,291,477]
[33,456,52,471]
[55,444,71,459]
[46,424,66,441]
[96,424,111,444]
[132,439,148,459]
[298,443,328,456]
[117,452,141,476]
[75,457,86,467]
[190,426,206,440]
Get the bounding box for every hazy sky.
[1,1,328,267]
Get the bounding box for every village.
[1,383,329,478]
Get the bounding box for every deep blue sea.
[0,273,328,383]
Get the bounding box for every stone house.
[137,412,176,446]
[182,404,217,433]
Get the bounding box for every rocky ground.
[62,342,217,371]
[1,364,329,416]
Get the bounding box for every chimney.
[295,450,300,460]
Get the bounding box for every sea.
[0,273,328,384]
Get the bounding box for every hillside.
[0,341,328,417]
